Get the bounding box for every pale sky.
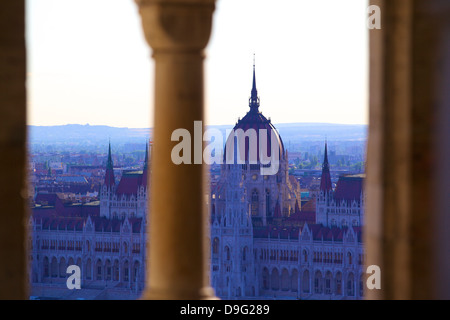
[26,0,369,128]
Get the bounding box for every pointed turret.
[249,56,260,112]
[104,142,115,186]
[294,199,301,214]
[274,198,281,218]
[142,141,149,187]
[320,141,332,192]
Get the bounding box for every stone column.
[0,0,28,299]
[136,0,217,299]
[366,0,450,299]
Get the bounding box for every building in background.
[29,144,149,300]
[210,66,365,299]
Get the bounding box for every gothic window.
[347,273,355,296]
[335,272,342,295]
[251,189,259,216]
[225,246,230,261]
[242,247,247,261]
[347,252,353,265]
[325,271,333,294]
[302,270,310,293]
[271,269,280,291]
[281,269,289,291]
[212,238,219,256]
[265,190,270,217]
[262,268,269,290]
[291,269,298,292]
[314,271,323,294]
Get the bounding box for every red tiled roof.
[334,175,364,202]
[116,172,145,195]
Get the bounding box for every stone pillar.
[136,0,217,299]
[366,0,450,299]
[0,0,28,300]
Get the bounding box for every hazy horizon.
[27,0,369,128]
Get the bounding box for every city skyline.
[27,0,369,128]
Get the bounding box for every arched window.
[225,246,230,261]
[335,272,342,295]
[302,270,310,293]
[347,273,355,296]
[265,189,270,216]
[251,189,259,216]
[281,269,289,291]
[271,269,280,291]
[303,249,308,263]
[242,246,248,261]
[314,270,323,294]
[59,257,66,278]
[291,269,298,292]
[325,271,333,294]
[86,259,92,280]
[212,238,219,255]
[43,257,49,278]
[262,267,269,290]
[347,251,352,265]
[123,260,129,282]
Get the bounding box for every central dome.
[223,64,285,164]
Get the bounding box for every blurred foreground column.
[0,0,28,299]
[136,0,217,299]
[366,0,450,299]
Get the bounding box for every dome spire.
[249,54,260,111]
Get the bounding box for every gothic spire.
[104,142,115,186]
[143,141,149,171]
[249,55,260,111]
[106,141,113,170]
[320,140,332,192]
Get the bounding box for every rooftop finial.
[249,54,259,111]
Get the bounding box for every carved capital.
[136,0,216,54]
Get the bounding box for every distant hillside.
[28,123,367,147]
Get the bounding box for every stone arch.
[325,270,333,294]
[113,259,120,281]
[95,259,102,280]
[43,256,49,278]
[281,268,290,291]
[123,260,129,282]
[50,257,58,278]
[314,270,323,294]
[133,260,140,282]
[86,258,92,280]
[291,269,299,292]
[262,267,270,290]
[347,272,355,296]
[271,268,280,291]
[302,269,310,293]
[59,257,66,278]
[335,271,343,295]
[105,259,112,281]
